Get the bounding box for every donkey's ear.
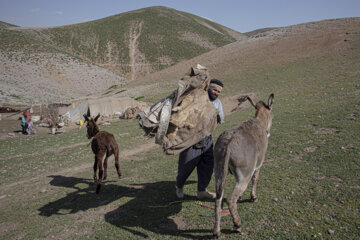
[94,113,100,122]
[268,93,274,110]
[247,96,257,108]
[186,67,195,77]
[83,114,89,122]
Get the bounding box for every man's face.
[209,87,221,100]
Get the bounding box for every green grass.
[107,85,119,90]
[102,90,113,95]
[134,96,144,101]
[115,89,127,94]
[8,94,20,100]
[1,32,359,240]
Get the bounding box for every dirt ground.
[0,110,135,141]
[0,92,252,141]
[0,112,78,140]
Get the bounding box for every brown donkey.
[83,113,122,194]
[213,94,274,237]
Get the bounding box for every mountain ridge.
[0,8,359,105]
[0,6,245,104]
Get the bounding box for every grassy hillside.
[0,19,359,239]
[0,21,17,28]
[0,6,244,104]
[130,18,360,102]
[0,25,128,104]
[0,18,132,104]
[36,6,243,78]
[0,27,58,54]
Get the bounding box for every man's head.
[208,79,223,101]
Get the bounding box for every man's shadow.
[38,175,140,216]
[39,176,216,238]
[104,181,218,239]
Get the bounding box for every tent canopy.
[65,96,148,122]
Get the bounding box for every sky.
[0,0,359,33]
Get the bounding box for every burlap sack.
[138,64,218,155]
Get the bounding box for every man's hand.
[217,114,221,124]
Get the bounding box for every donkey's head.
[247,93,274,134]
[83,113,101,139]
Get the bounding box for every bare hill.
[1,15,359,105]
[0,51,128,104]
[132,18,360,99]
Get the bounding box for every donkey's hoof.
[250,197,258,202]
[233,225,242,233]
[103,176,107,181]
[212,233,221,238]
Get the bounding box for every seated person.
[26,118,33,135]
[57,115,64,128]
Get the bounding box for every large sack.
[123,107,141,119]
[138,64,219,155]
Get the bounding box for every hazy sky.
[0,0,359,33]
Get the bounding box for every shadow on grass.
[38,175,141,216]
[38,176,216,238]
[104,180,218,239]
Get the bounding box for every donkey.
[212,93,274,237]
[83,113,122,194]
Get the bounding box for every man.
[176,79,224,199]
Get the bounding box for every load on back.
[138,64,219,155]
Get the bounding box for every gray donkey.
[213,93,274,237]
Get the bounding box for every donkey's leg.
[103,153,108,181]
[213,179,225,238]
[227,169,252,232]
[96,151,106,194]
[250,169,260,202]
[213,158,229,238]
[113,146,122,178]
[93,156,97,183]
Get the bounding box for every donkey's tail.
[214,146,231,199]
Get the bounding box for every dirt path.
[0,142,90,161]
[0,92,252,190]
[0,141,157,192]
[129,20,143,80]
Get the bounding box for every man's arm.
[218,101,224,124]
[214,99,224,124]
